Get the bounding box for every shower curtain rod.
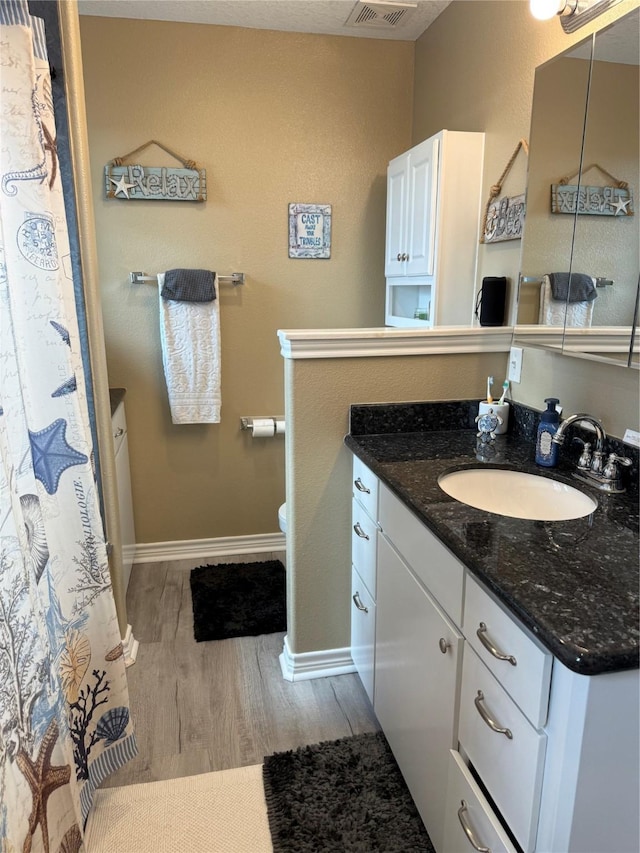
[129,271,245,286]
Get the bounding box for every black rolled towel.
[161,269,216,302]
[548,272,597,303]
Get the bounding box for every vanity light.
[529,0,622,32]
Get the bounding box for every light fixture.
[529,0,622,32]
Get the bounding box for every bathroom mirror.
[515,8,639,367]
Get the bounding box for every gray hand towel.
[161,269,216,302]
[548,272,597,303]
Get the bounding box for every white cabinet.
[112,400,136,592]
[375,532,463,853]
[385,130,485,328]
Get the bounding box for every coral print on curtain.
[0,3,137,850]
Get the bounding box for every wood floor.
[103,552,380,788]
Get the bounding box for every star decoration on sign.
[29,418,88,494]
[613,196,631,215]
[15,719,71,853]
[109,173,135,198]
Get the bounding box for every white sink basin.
[438,468,597,521]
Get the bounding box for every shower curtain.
[0,3,137,850]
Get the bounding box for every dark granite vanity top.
[345,401,639,677]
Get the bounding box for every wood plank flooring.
[103,552,379,788]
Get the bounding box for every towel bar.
[519,275,613,288]
[129,271,245,286]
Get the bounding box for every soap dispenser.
[536,397,560,467]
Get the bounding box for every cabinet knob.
[402,252,409,261]
[397,253,402,261]
[114,427,124,438]
[438,637,451,654]
[457,801,491,853]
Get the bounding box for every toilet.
[278,502,287,534]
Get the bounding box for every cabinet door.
[374,533,463,853]
[406,137,439,277]
[385,153,408,277]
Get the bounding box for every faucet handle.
[602,453,632,486]
[576,441,592,470]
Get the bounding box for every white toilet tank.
[278,503,287,534]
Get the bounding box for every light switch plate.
[508,346,523,383]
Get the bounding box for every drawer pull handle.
[474,690,513,739]
[457,800,491,853]
[438,637,451,654]
[476,622,517,666]
[353,522,370,540]
[354,478,370,494]
[114,427,124,438]
[352,592,368,614]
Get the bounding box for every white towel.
[158,273,221,423]
[538,275,594,327]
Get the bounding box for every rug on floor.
[262,731,435,853]
[190,559,286,642]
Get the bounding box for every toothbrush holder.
[479,400,509,435]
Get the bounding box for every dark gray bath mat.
[190,559,286,642]
[263,731,435,852]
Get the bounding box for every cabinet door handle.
[353,522,369,540]
[352,592,368,613]
[474,690,513,739]
[476,622,517,666]
[401,252,409,261]
[397,252,402,261]
[457,801,491,853]
[354,478,370,494]
[438,637,451,654]
[114,427,124,438]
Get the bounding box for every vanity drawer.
[352,456,379,522]
[459,645,546,853]
[443,750,517,853]
[351,567,376,703]
[351,498,377,598]
[464,574,552,728]
[379,482,463,624]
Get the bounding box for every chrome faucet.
[551,413,631,493]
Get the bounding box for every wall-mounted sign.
[551,184,634,216]
[104,139,206,202]
[482,193,526,243]
[288,203,331,258]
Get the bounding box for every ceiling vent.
[345,0,418,29]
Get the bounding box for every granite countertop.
[345,401,639,677]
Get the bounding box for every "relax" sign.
[105,164,207,202]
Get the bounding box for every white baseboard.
[279,634,356,682]
[122,624,139,667]
[133,532,286,564]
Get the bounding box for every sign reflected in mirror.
[516,7,639,366]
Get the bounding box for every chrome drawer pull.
[474,690,513,739]
[354,478,370,494]
[352,592,368,614]
[476,622,517,666]
[353,522,370,540]
[457,800,491,853]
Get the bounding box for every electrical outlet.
[508,346,523,383]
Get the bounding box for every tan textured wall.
[285,352,509,653]
[79,17,414,543]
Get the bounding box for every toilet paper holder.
[240,416,285,436]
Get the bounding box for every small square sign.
[288,203,332,259]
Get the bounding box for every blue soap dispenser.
[536,398,560,467]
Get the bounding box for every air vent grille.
[345,1,417,29]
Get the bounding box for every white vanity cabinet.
[112,400,136,592]
[349,454,639,853]
[384,130,485,328]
